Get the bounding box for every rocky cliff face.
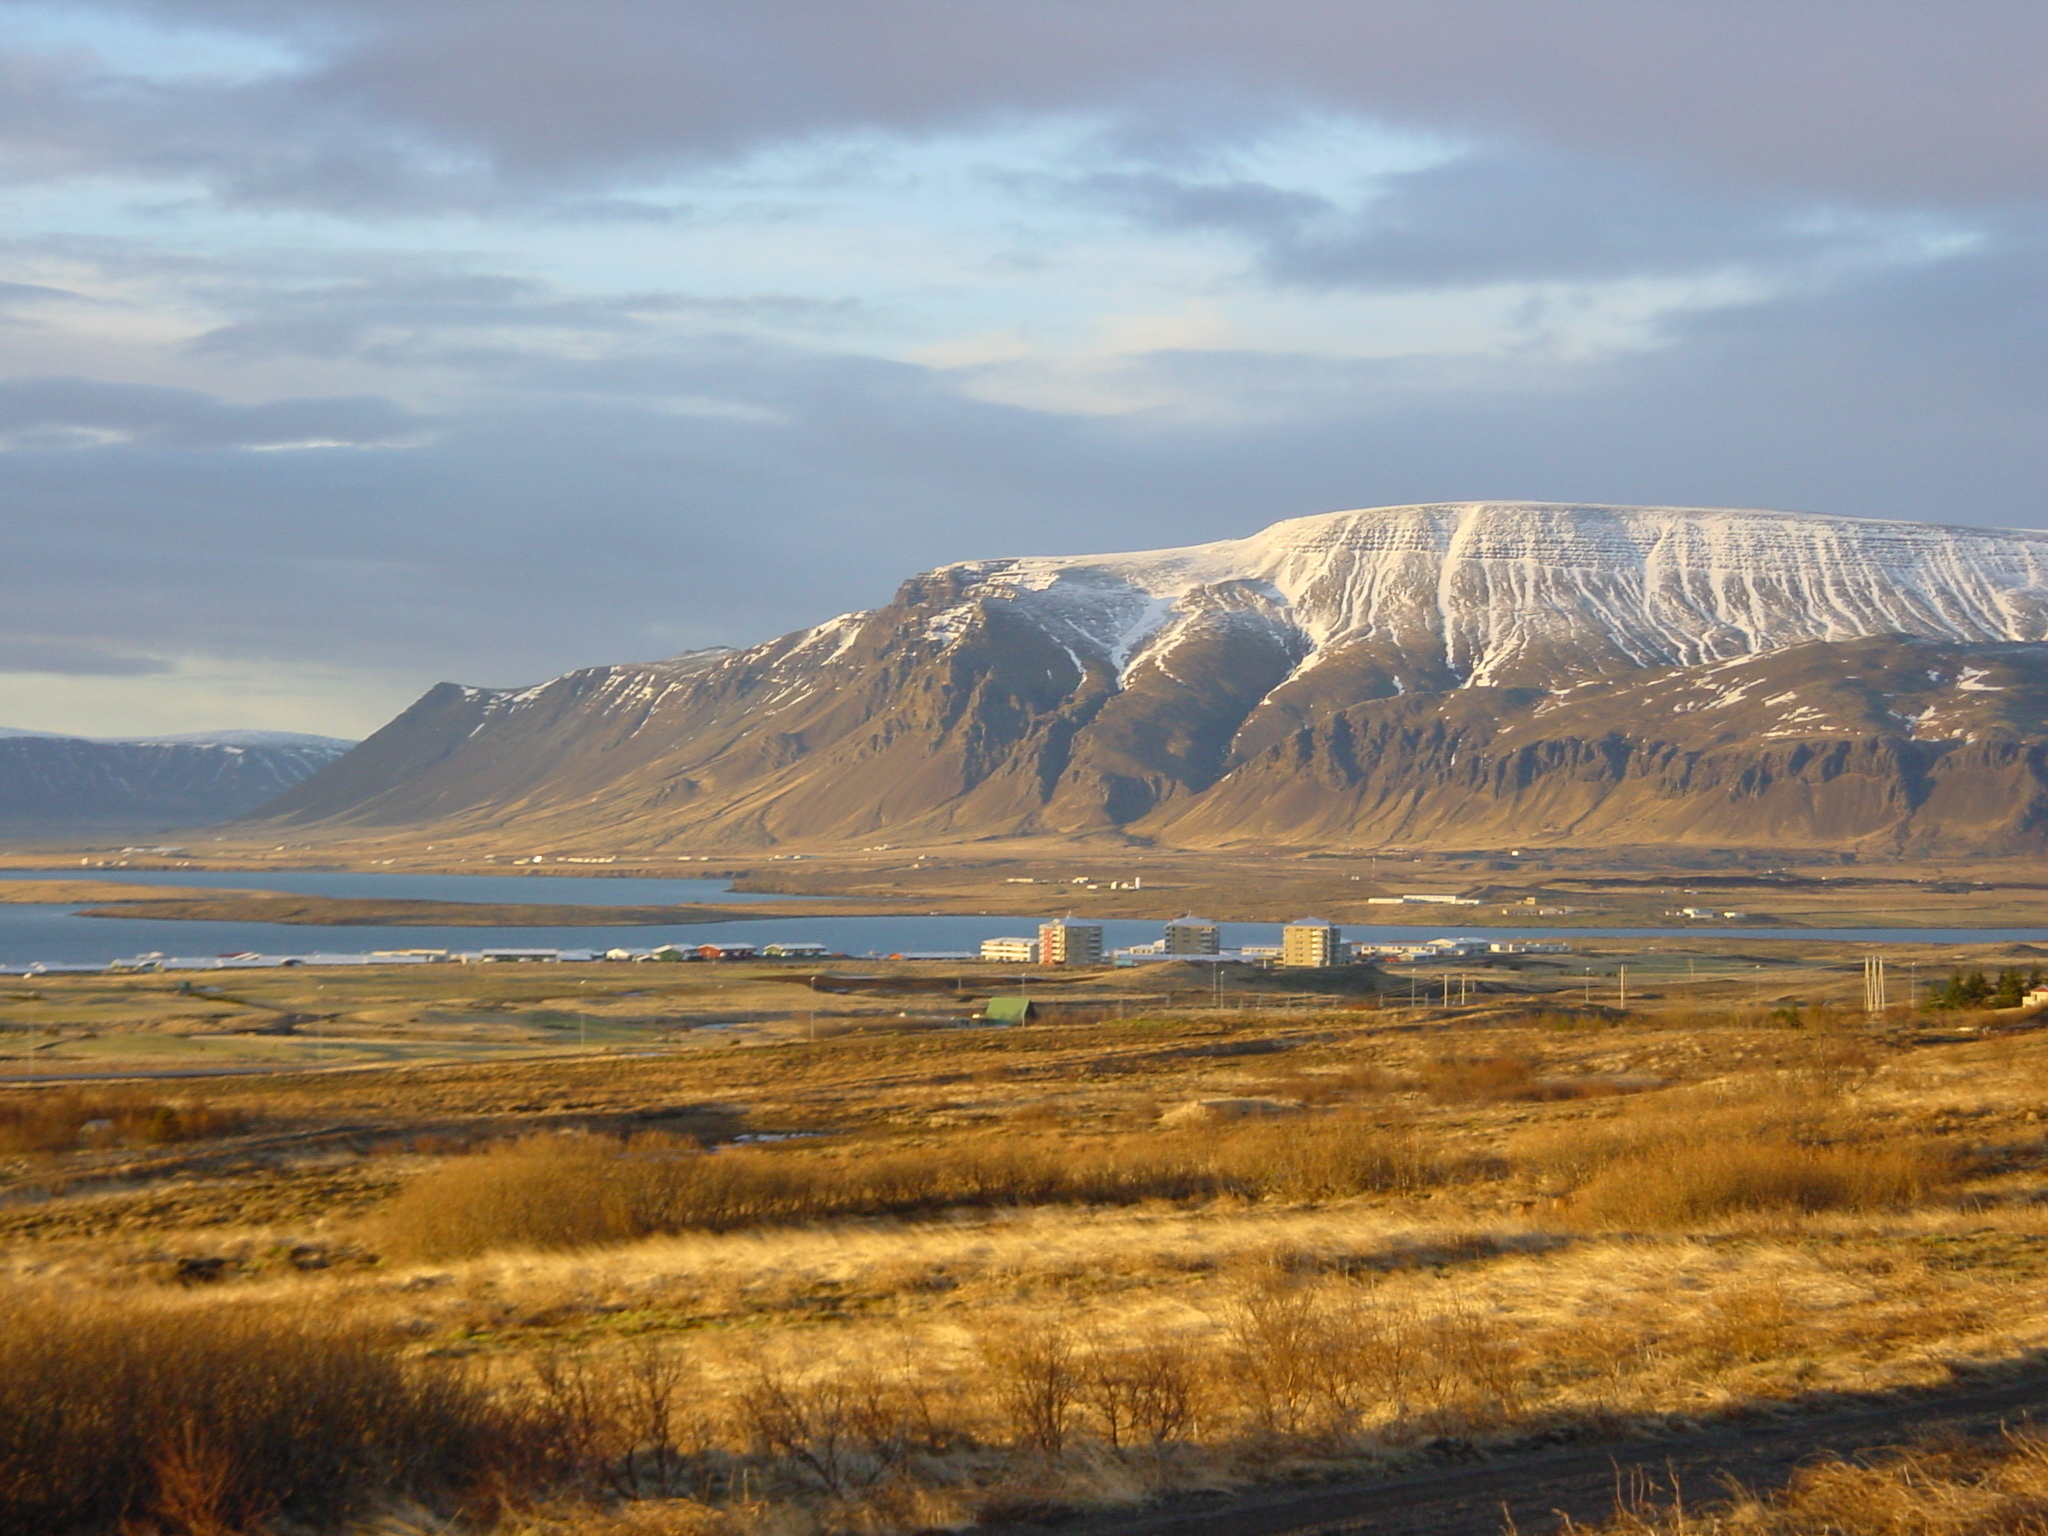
[252,503,2048,853]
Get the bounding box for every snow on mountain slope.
[926,503,2048,688]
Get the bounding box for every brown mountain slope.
[248,503,2048,855]
[1143,637,2048,852]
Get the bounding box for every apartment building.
[1038,918,1104,966]
[1163,915,1222,955]
[1280,916,1342,967]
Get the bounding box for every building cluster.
[1,940,851,976]
[978,919,1574,968]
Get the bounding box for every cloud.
[0,376,424,448]
[0,635,171,675]
[180,270,862,364]
[1083,149,1962,293]
[7,0,2045,215]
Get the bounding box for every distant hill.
[250,502,2048,855]
[0,730,356,838]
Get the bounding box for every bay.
[0,868,2038,967]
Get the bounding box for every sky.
[3,1,2047,738]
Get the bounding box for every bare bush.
[0,1089,246,1154]
[1077,1338,1206,1453]
[1422,1055,1621,1104]
[1224,1275,1386,1445]
[523,1338,708,1502]
[378,1116,1468,1262]
[736,1355,946,1500]
[1209,1115,1445,1200]
[0,1292,501,1534]
[978,1321,1081,1457]
[1568,1138,1953,1228]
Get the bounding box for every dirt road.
[1002,1370,2048,1536]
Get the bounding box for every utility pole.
[1863,954,1887,1015]
[1618,965,1628,1010]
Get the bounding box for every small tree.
[1928,971,1995,1011]
[1994,968,2027,1009]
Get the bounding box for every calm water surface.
[0,869,2040,967]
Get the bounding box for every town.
[0,915,1575,976]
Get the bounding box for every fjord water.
[0,869,2041,967]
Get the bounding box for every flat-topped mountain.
[253,502,2048,853]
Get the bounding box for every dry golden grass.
[6,982,2048,1532]
[1566,1429,2048,1533]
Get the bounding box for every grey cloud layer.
[8,226,2048,687]
[0,376,420,447]
[1077,150,1931,291]
[2,0,2047,733]
[8,1,2048,211]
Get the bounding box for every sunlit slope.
[251,503,2048,852]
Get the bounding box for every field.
[3,943,2048,1534]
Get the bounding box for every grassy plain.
[1,942,2048,1532]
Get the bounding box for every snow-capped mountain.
[0,731,355,836]
[255,503,2048,853]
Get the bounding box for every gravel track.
[997,1369,2048,1536]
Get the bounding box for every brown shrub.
[1224,1276,1382,1443]
[0,1292,502,1534]
[0,1089,247,1154]
[978,1322,1081,1456]
[1208,1116,1446,1200]
[378,1116,1465,1262]
[1077,1338,1206,1452]
[1568,1138,1954,1228]
[523,1338,710,1502]
[1421,1056,1618,1104]
[734,1355,946,1500]
[1509,1064,1952,1229]
[1255,1064,1406,1105]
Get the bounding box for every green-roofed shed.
[984,996,1037,1023]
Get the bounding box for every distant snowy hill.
[253,502,2048,854]
[103,730,357,751]
[0,730,355,837]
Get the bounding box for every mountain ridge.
[0,734,357,837]
[249,502,2048,854]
